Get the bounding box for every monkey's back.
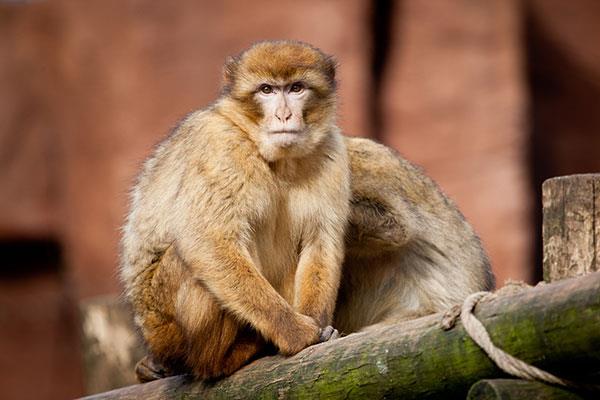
[120,110,245,320]
[120,111,199,294]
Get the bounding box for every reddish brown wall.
[1,0,599,398]
[527,0,600,183]
[0,6,59,239]
[382,0,532,284]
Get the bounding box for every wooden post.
[467,379,583,400]
[542,174,600,282]
[80,296,145,394]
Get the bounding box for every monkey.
[334,136,495,334]
[119,41,350,381]
[128,134,494,382]
[123,40,494,381]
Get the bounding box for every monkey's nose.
[275,108,292,122]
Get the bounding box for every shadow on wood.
[467,379,583,400]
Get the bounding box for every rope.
[458,291,575,387]
[440,285,600,393]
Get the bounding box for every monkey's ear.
[323,56,337,85]
[223,56,239,89]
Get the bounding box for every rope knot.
[439,284,594,391]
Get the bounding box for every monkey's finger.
[319,325,333,341]
[329,328,340,340]
[319,325,338,342]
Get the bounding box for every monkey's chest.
[252,201,304,302]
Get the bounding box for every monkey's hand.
[276,313,322,356]
[318,325,340,342]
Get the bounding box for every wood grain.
[542,174,599,282]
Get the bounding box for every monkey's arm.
[345,196,416,257]
[177,233,321,355]
[345,137,423,257]
[293,229,344,327]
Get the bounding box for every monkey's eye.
[259,84,273,94]
[289,82,304,93]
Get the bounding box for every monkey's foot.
[319,325,340,342]
[135,355,173,383]
[440,304,462,330]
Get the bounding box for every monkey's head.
[221,41,337,161]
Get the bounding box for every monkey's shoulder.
[146,109,265,178]
[173,109,255,155]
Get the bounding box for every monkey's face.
[222,41,337,161]
[253,81,309,155]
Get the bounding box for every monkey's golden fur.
[120,41,350,379]
[121,40,494,381]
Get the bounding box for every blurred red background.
[1,0,599,398]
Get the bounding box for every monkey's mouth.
[269,130,303,135]
[266,130,304,147]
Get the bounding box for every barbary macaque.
[120,41,349,380]
[121,40,494,383]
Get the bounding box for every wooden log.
[467,379,583,400]
[80,271,600,400]
[543,174,600,282]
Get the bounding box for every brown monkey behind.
[120,41,350,380]
[335,137,494,333]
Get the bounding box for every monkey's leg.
[130,247,265,381]
[185,321,265,380]
[176,283,265,380]
[136,323,265,382]
[218,325,268,377]
[131,247,190,383]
